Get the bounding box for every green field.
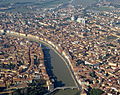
[0,0,70,12]
[91,6,114,11]
[0,0,70,6]
[72,0,99,7]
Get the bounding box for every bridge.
[54,86,78,90]
[44,86,78,95]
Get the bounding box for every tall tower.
[71,16,75,21]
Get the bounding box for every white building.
[77,18,85,25]
[71,16,75,21]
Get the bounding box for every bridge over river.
[44,86,78,95]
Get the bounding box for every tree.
[14,79,47,95]
[90,88,104,95]
[76,59,85,66]
[89,71,96,78]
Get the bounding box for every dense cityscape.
[0,0,120,95]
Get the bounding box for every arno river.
[42,45,81,95]
[42,45,75,87]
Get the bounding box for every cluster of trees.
[0,63,15,70]
[13,79,48,95]
[89,88,104,95]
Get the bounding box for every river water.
[42,45,75,87]
[42,45,81,95]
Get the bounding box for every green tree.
[90,88,104,95]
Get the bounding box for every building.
[76,18,85,25]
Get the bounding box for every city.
[0,0,120,95]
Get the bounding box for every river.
[42,45,81,95]
[42,45,75,87]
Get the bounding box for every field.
[107,0,120,4]
[0,0,70,12]
[72,0,99,7]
